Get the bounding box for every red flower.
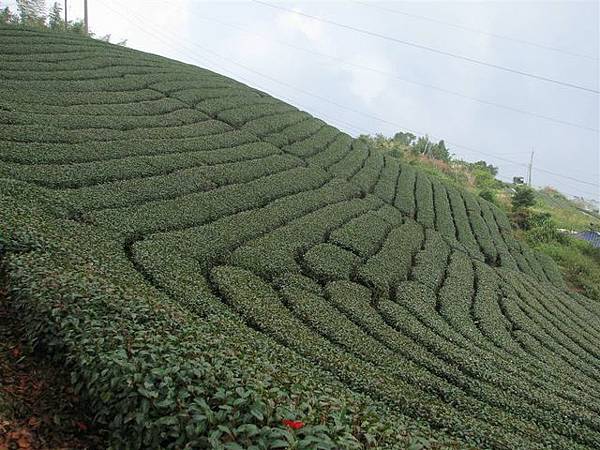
[282,419,304,430]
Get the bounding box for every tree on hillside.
[392,131,416,146]
[67,18,86,34]
[510,185,537,229]
[1,2,100,37]
[16,0,46,27]
[479,189,497,204]
[0,6,18,24]
[358,133,405,159]
[473,160,498,176]
[512,185,536,211]
[371,133,390,149]
[48,2,63,30]
[412,135,430,156]
[471,160,502,191]
[411,136,451,162]
[431,139,450,161]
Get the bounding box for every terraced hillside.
[1,27,599,449]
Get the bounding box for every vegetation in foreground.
[0,286,103,450]
[361,132,600,302]
[0,24,599,449]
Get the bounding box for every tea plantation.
[0,27,599,449]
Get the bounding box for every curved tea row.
[0,27,598,449]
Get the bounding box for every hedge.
[327,140,369,180]
[307,133,352,169]
[329,211,392,259]
[1,24,598,450]
[394,163,417,218]
[0,188,449,449]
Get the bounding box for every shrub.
[511,185,536,211]
[1,25,596,450]
[479,189,497,204]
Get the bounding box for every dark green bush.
[1,25,597,450]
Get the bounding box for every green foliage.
[359,132,452,162]
[302,244,359,282]
[533,188,600,231]
[1,1,90,36]
[411,137,450,161]
[48,2,62,30]
[471,160,499,176]
[330,211,391,258]
[16,0,46,27]
[511,185,536,211]
[524,212,563,243]
[358,222,423,298]
[535,240,600,300]
[479,188,497,204]
[393,131,416,146]
[0,6,18,24]
[524,212,600,301]
[430,139,450,161]
[472,167,500,191]
[395,163,417,217]
[415,172,435,228]
[0,25,598,450]
[411,229,449,291]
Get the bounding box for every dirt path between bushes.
[0,285,104,450]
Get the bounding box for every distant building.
[574,231,600,248]
[513,176,524,185]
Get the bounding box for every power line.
[548,189,599,201]
[353,0,599,61]
[176,10,597,133]
[498,177,598,199]
[107,0,600,189]
[98,0,370,138]
[252,0,599,95]
[99,0,600,192]
[455,145,599,188]
[495,175,597,199]
[538,182,598,199]
[531,166,599,187]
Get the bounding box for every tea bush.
[1,25,598,450]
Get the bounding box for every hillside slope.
[1,27,599,449]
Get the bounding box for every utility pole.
[64,0,68,30]
[84,0,88,35]
[527,149,534,187]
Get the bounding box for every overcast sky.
[5,0,599,201]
